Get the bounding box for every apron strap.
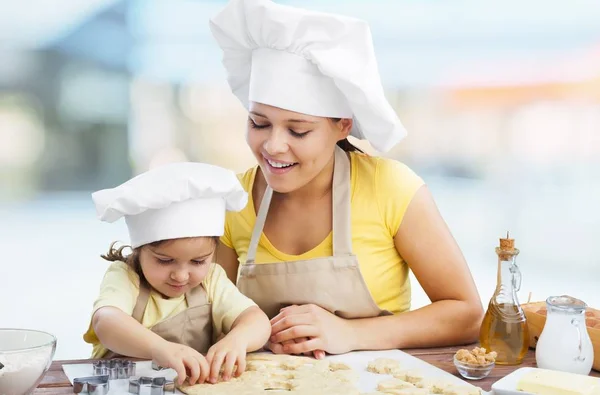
[132,281,151,323]
[331,145,353,256]
[246,146,353,264]
[246,186,273,264]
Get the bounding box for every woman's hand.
[151,340,209,386]
[269,304,355,356]
[205,332,248,383]
[267,338,326,359]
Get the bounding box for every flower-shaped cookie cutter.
[93,359,136,379]
[128,377,175,395]
[73,375,110,395]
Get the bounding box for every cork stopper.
[499,231,515,251]
[496,231,519,260]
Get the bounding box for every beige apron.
[104,282,213,358]
[238,146,391,320]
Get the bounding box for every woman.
[209,0,484,357]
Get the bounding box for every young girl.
[83,162,271,386]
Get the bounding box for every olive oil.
[479,233,529,365]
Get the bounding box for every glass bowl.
[453,355,495,380]
[0,328,57,395]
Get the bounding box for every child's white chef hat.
[92,162,247,249]
[209,0,406,153]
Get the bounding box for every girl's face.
[246,102,351,194]
[138,237,215,298]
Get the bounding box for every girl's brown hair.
[101,237,219,289]
[331,118,363,153]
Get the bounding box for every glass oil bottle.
[479,232,529,365]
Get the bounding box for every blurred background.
[1,0,599,359]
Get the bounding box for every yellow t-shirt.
[221,152,425,314]
[83,261,256,358]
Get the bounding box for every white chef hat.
[92,162,248,249]
[209,0,407,153]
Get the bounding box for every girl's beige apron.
[104,282,213,358]
[237,146,391,319]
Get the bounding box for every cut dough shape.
[246,359,280,371]
[377,378,415,391]
[329,361,353,371]
[393,369,424,384]
[332,369,361,383]
[367,358,403,374]
[415,379,454,393]
[380,388,429,395]
[442,385,482,395]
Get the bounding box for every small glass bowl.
[453,355,495,380]
[0,328,57,395]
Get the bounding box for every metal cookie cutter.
[93,359,136,379]
[151,361,166,371]
[129,377,175,395]
[73,375,110,395]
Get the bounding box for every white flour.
[0,348,52,395]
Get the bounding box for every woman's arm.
[270,185,484,354]
[215,242,241,284]
[349,184,484,349]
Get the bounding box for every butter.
[516,368,600,395]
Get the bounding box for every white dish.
[491,367,600,395]
[491,367,536,395]
[63,350,487,394]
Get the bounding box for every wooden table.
[35,346,599,393]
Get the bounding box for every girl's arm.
[229,306,271,352]
[93,306,209,385]
[205,306,271,382]
[93,306,165,358]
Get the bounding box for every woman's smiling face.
[246,102,351,193]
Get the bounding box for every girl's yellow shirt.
[221,152,424,314]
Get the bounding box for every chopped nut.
[472,347,486,356]
[484,352,497,362]
[454,347,496,366]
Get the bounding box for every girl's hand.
[205,332,248,383]
[269,304,355,355]
[151,341,209,385]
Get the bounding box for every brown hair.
[101,237,219,289]
[330,118,363,153]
